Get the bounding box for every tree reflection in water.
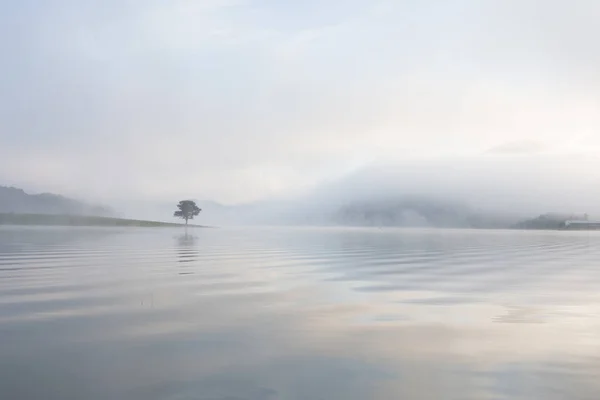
[175,232,199,273]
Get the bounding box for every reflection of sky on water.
[1,227,600,399]
[0,226,124,254]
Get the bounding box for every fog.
[310,154,600,217]
[111,151,600,227]
[1,1,600,225]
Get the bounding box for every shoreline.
[0,213,210,228]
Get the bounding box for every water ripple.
[2,227,600,399]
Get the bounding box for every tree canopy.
[174,200,201,225]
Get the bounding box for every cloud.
[1,0,599,205]
[485,141,548,155]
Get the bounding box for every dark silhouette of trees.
[174,200,201,225]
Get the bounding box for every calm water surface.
[1,226,600,399]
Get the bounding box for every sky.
[1,0,599,205]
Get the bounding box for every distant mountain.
[0,186,112,216]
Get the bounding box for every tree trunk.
[185,217,188,225]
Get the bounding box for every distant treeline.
[333,197,517,229]
[512,213,591,230]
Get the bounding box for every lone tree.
[174,200,201,225]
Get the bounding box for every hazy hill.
[333,197,518,228]
[512,213,591,230]
[0,186,112,216]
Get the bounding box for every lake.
[1,226,600,400]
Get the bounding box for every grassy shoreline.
[0,213,208,228]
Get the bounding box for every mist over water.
[2,226,600,399]
[126,154,600,227]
